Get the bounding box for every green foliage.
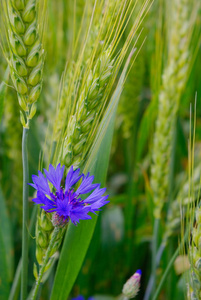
[0,188,13,300]
[0,67,9,123]
[0,0,201,299]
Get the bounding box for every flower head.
[30,164,109,226]
[122,270,142,299]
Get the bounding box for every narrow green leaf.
[50,53,132,300]
[136,96,157,162]
[0,66,10,123]
[0,188,14,299]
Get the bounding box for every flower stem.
[31,227,60,300]
[152,228,189,300]
[9,206,37,300]
[151,219,160,297]
[152,246,179,300]
[21,127,29,300]
[143,241,166,300]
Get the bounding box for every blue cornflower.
[72,296,94,300]
[30,164,109,226]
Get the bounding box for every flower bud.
[77,95,88,120]
[37,230,49,249]
[29,103,37,119]
[12,54,27,77]
[72,124,81,142]
[88,97,100,110]
[99,69,112,86]
[20,110,27,127]
[26,44,41,67]
[122,270,142,299]
[22,2,36,23]
[18,93,27,111]
[81,115,94,132]
[28,83,42,103]
[40,210,54,232]
[12,72,27,94]
[74,137,87,155]
[9,8,25,34]
[9,31,26,57]
[67,116,76,134]
[24,23,37,46]
[88,81,98,101]
[28,65,42,86]
[36,245,45,265]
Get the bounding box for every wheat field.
[0,0,201,299]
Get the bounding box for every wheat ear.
[150,0,195,218]
[187,206,201,300]
[34,210,66,279]
[3,0,44,127]
[61,48,113,169]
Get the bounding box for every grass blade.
[0,187,13,300]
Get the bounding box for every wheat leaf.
[50,51,132,300]
[0,187,14,300]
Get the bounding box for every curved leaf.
[50,52,132,300]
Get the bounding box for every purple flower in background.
[30,164,109,226]
[122,270,142,299]
[72,296,94,300]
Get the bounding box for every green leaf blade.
[0,188,14,300]
[50,53,132,300]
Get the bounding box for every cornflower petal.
[33,191,56,209]
[44,163,65,191]
[65,166,82,192]
[30,171,50,195]
[84,186,107,204]
[70,206,92,225]
[75,173,99,195]
[89,196,110,212]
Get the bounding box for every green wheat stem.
[31,226,60,300]
[144,242,166,300]
[151,218,160,298]
[152,229,189,300]
[21,126,29,300]
[152,246,179,300]
[9,206,38,300]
